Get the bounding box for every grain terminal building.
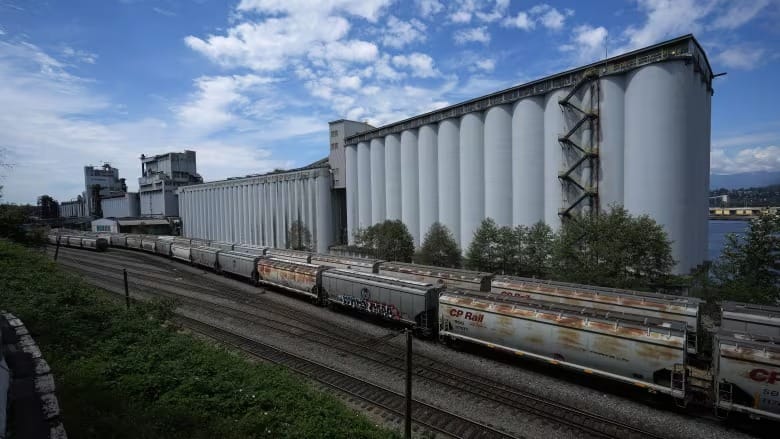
[179,34,713,273]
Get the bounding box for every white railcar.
[377,262,492,292]
[721,302,780,337]
[309,254,381,273]
[216,251,261,281]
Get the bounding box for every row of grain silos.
[178,167,333,253]
[345,55,711,273]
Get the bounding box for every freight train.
[49,231,780,422]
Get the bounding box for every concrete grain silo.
[341,35,713,273]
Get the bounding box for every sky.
[0,0,779,204]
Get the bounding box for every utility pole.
[123,269,130,310]
[53,236,60,261]
[404,329,413,439]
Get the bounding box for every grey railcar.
[66,236,82,248]
[47,233,60,245]
[140,237,157,253]
[439,291,688,397]
[110,234,128,247]
[191,246,220,270]
[210,241,235,252]
[721,301,780,337]
[216,251,261,281]
[173,237,192,246]
[171,244,193,263]
[266,248,312,263]
[714,330,780,421]
[234,244,268,256]
[81,237,108,252]
[154,239,174,257]
[309,254,382,273]
[256,257,326,300]
[321,269,439,332]
[126,235,143,250]
[377,261,492,292]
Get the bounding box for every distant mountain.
[710,171,780,190]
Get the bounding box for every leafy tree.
[354,220,415,262]
[287,219,312,251]
[494,225,521,274]
[521,221,555,278]
[416,222,461,268]
[711,212,780,304]
[38,194,59,219]
[552,205,674,289]
[465,218,500,272]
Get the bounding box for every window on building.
[96,225,112,232]
[331,130,338,137]
[331,142,339,150]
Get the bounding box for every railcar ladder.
[672,363,687,407]
[558,69,600,219]
[716,381,733,418]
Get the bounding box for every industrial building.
[178,161,333,252]
[101,192,140,218]
[342,35,712,273]
[178,35,713,274]
[139,150,202,217]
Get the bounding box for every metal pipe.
[123,268,129,310]
[405,329,413,439]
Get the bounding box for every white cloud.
[392,53,438,78]
[382,16,426,49]
[152,7,176,17]
[711,146,780,174]
[475,0,510,23]
[560,25,608,63]
[416,0,444,17]
[711,0,770,30]
[622,0,715,50]
[61,46,98,64]
[474,58,495,72]
[503,12,535,30]
[713,131,780,149]
[0,40,294,204]
[530,4,572,31]
[454,26,490,45]
[716,46,765,70]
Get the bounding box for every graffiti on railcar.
[335,290,401,320]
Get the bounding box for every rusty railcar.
[439,291,688,397]
[377,262,492,292]
[714,330,780,421]
[265,248,312,263]
[309,254,382,273]
[721,301,780,337]
[256,257,328,300]
[491,275,702,354]
[322,269,440,333]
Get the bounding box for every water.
[708,220,749,261]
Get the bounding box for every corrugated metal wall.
[344,59,711,273]
[178,167,333,253]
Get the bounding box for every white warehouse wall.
[178,167,333,253]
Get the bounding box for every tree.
[354,220,415,262]
[552,205,674,289]
[416,222,461,268]
[521,222,555,278]
[494,225,521,275]
[465,218,500,272]
[37,194,59,219]
[711,213,780,304]
[287,219,312,251]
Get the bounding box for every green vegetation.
[415,222,461,268]
[708,212,780,304]
[353,220,415,262]
[711,184,780,207]
[287,219,312,251]
[0,241,395,439]
[465,207,674,289]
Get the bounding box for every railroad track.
[176,314,514,439]
[56,247,668,439]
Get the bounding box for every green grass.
[0,241,397,439]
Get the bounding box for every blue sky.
[0,0,778,204]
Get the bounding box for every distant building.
[327,119,375,189]
[138,150,202,217]
[101,192,140,218]
[84,164,125,216]
[91,217,172,234]
[60,196,87,218]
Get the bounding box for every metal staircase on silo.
[557,70,600,219]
